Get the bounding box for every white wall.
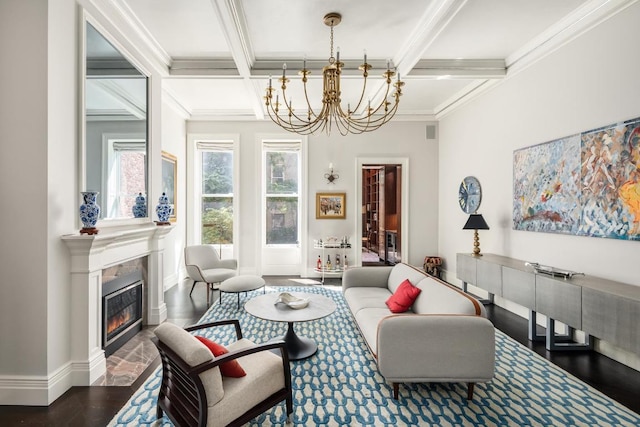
[161,101,187,288]
[0,0,178,405]
[0,0,79,405]
[0,0,51,389]
[438,4,640,366]
[186,120,439,275]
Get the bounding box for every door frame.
[355,157,409,267]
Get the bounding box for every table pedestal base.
[270,321,317,360]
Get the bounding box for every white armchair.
[185,245,238,302]
[152,320,293,426]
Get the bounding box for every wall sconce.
[324,162,339,184]
[463,213,489,256]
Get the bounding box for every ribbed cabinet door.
[535,275,582,328]
[502,266,535,309]
[476,258,502,296]
[583,288,640,355]
[456,253,476,284]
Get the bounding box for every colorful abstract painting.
[513,135,581,234]
[579,118,640,239]
[513,117,640,241]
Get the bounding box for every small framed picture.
[316,192,346,219]
[161,151,177,222]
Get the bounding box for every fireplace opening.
[102,271,143,357]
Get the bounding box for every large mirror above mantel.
[84,21,148,222]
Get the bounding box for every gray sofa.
[342,263,495,400]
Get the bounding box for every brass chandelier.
[264,13,404,136]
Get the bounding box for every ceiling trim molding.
[87,0,169,76]
[110,0,173,68]
[434,0,639,120]
[162,87,192,120]
[92,79,146,119]
[394,0,468,75]
[188,109,261,121]
[434,79,497,119]
[86,111,144,121]
[367,0,468,115]
[170,59,240,76]
[506,0,638,74]
[409,59,506,78]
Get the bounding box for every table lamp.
[463,214,489,256]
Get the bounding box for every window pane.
[202,197,233,244]
[118,151,146,216]
[265,151,298,194]
[266,197,298,244]
[202,151,233,194]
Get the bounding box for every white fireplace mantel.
[62,223,174,385]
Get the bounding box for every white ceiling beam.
[92,80,146,119]
[169,58,506,79]
[210,0,265,119]
[366,0,469,115]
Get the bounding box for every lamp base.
[472,230,482,256]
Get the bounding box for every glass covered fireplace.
[102,271,143,357]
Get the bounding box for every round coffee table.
[244,292,336,360]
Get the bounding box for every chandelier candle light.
[265,13,404,136]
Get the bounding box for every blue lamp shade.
[463,214,489,230]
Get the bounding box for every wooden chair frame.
[152,319,293,426]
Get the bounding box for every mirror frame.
[80,13,151,228]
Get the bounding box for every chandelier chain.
[330,24,334,61]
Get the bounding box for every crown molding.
[87,0,169,76]
[506,0,638,75]
[434,0,639,119]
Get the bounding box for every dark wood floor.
[1,277,639,426]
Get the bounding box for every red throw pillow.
[386,279,422,313]
[195,336,246,377]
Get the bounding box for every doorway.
[361,164,402,265]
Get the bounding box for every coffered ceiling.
[97,0,630,121]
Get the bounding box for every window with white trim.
[105,140,146,218]
[263,141,301,245]
[197,141,234,250]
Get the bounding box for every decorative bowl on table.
[274,292,310,309]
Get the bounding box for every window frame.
[262,141,302,248]
[187,135,240,261]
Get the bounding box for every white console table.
[457,253,640,354]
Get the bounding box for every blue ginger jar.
[132,192,147,218]
[79,191,100,234]
[155,192,171,225]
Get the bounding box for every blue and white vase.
[156,192,171,224]
[79,191,101,233]
[132,192,147,218]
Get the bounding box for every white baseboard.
[0,358,93,406]
[163,272,179,291]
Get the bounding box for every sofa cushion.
[154,322,224,406]
[195,336,247,378]
[208,338,286,426]
[386,279,422,313]
[387,263,430,293]
[412,276,485,316]
[354,308,395,356]
[343,287,392,316]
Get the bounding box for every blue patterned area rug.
[109,286,640,426]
